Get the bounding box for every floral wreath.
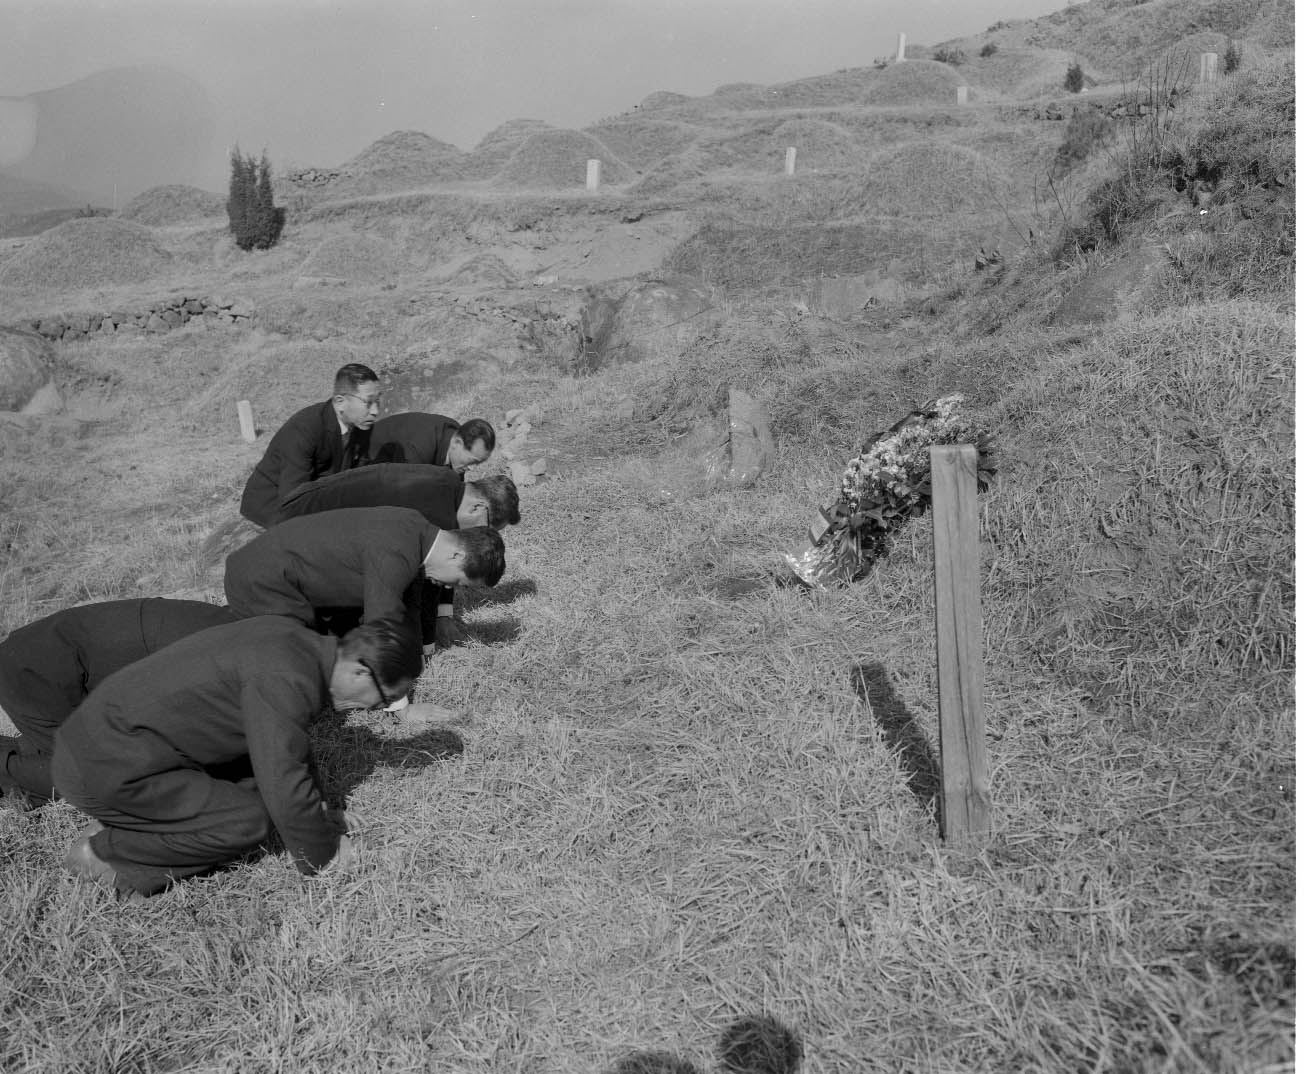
[785,393,996,589]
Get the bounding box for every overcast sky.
[1,0,1071,183]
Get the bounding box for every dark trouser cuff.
[88,830,177,897]
[1,738,56,802]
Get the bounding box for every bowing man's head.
[423,526,506,588]
[446,418,495,473]
[331,618,421,710]
[457,474,520,531]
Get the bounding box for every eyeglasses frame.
[358,658,390,707]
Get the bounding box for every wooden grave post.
[785,146,796,176]
[1200,52,1219,83]
[930,444,991,841]
[237,399,256,443]
[957,85,969,104]
[896,32,906,62]
[586,159,602,192]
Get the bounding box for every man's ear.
[329,657,362,693]
[338,657,367,681]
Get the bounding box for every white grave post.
[1200,52,1219,82]
[586,159,602,191]
[785,146,796,176]
[957,86,969,104]
[237,400,256,443]
[896,33,906,62]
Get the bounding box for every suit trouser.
[0,601,236,802]
[252,582,435,644]
[0,735,54,800]
[0,699,58,800]
[418,579,445,645]
[52,749,271,896]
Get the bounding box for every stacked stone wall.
[14,295,255,343]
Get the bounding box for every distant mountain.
[1,65,216,208]
[0,170,81,231]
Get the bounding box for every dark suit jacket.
[240,400,372,527]
[273,464,464,621]
[54,616,340,873]
[275,464,464,529]
[224,506,440,632]
[367,412,460,466]
[0,598,235,755]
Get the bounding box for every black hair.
[333,363,380,395]
[469,474,521,529]
[338,618,421,691]
[456,417,496,454]
[454,526,507,587]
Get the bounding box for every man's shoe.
[65,829,120,891]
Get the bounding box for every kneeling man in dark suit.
[54,616,420,897]
[239,363,382,528]
[0,598,235,810]
[222,506,506,643]
[276,465,519,532]
[274,466,520,648]
[368,413,495,471]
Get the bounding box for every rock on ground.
[1051,246,1168,326]
[593,275,715,367]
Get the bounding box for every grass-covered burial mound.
[494,130,636,189]
[0,217,173,291]
[117,185,227,226]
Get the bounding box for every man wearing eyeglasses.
[239,363,383,528]
[53,616,421,897]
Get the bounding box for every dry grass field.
[0,1,1294,1071]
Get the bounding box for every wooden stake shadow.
[851,662,941,831]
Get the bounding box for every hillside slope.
[0,3,1292,1072]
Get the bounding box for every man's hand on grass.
[333,832,363,868]
[432,617,469,649]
